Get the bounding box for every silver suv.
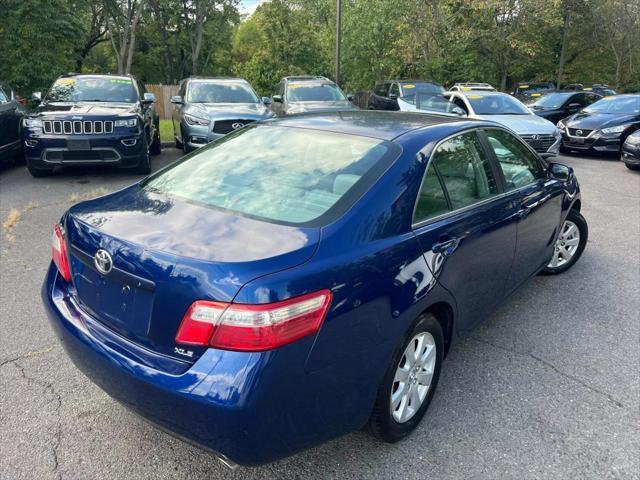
[171,77,274,153]
[270,76,357,116]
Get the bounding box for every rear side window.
[484,129,544,190]
[414,131,499,223]
[146,126,398,225]
[0,88,7,103]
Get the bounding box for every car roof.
[449,91,509,99]
[184,76,248,82]
[260,110,484,141]
[59,73,134,81]
[283,76,331,83]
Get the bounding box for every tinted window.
[287,83,346,102]
[405,94,460,115]
[431,132,499,210]
[484,129,544,190]
[146,126,396,225]
[45,77,138,103]
[187,81,259,103]
[467,93,530,115]
[374,83,388,96]
[529,92,572,109]
[400,82,444,101]
[389,83,400,97]
[414,164,450,222]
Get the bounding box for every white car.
[444,91,561,156]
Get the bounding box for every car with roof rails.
[21,74,160,177]
[368,80,444,111]
[557,94,640,155]
[0,81,26,163]
[449,83,496,92]
[511,82,555,100]
[527,90,602,124]
[170,77,274,153]
[444,90,561,156]
[43,110,586,467]
[270,76,357,116]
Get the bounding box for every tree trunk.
[557,12,570,89]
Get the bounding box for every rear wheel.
[540,209,588,275]
[369,313,443,442]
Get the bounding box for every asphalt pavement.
[0,148,638,479]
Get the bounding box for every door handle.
[431,237,460,256]
[518,194,551,218]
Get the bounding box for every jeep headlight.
[114,118,138,128]
[22,118,43,128]
[184,113,210,126]
[600,125,626,135]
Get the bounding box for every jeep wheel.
[150,120,162,155]
[133,135,151,174]
[27,159,53,178]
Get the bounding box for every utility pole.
[335,0,342,86]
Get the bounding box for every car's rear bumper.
[42,264,370,465]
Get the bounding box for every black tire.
[540,209,588,275]
[133,135,151,174]
[150,120,162,155]
[369,313,444,443]
[26,159,53,177]
[625,163,640,171]
[175,135,183,149]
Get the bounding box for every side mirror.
[452,106,467,116]
[347,93,354,102]
[262,96,271,105]
[142,92,156,104]
[170,95,183,104]
[548,162,573,181]
[272,95,283,103]
[32,92,42,102]
[568,102,581,111]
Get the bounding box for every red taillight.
[18,96,26,106]
[52,224,71,282]
[175,290,332,352]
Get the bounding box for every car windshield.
[584,96,640,114]
[516,84,554,94]
[529,93,573,109]
[403,94,459,114]
[400,83,444,100]
[187,81,259,103]
[287,83,346,102]
[145,126,395,225]
[467,94,531,115]
[45,77,138,103]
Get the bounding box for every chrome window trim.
[411,125,546,229]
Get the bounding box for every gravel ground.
[0,149,638,480]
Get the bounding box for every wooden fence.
[146,84,179,120]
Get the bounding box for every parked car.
[397,93,466,116]
[557,94,640,155]
[270,76,356,116]
[0,81,26,163]
[511,82,555,100]
[621,130,640,170]
[564,83,617,96]
[21,74,160,177]
[444,91,561,155]
[449,82,496,92]
[43,110,587,467]
[171,77,274,153]
[527,91,602,124]
[368,80,444,111]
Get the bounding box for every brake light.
[51,224,71,282]
[175,290,332,352]
[18,96,26,107]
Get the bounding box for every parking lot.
[0,148,638,479]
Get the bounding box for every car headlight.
[184,113,210,126]
[114,118,138,128]
[556,120,566,129]
[22,118,43,128]
[600,125,627,135]
[626,134,640,145]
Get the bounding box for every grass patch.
[3,208,21,242]
[159,120,175,144]
[68,187,110,203]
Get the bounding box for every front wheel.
[540,209,588,275]
[369,313,443,442]
[26,159,53,177]
[133,135,151,174]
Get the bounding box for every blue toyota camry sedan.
[43,111,587,467]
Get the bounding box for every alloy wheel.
[390,332,436,423]
[548,219,580,268]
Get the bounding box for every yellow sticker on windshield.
[462,87,471,91]
[110,79,132,84]
[57,78,76,85]
[603,96,614,100]
[531,93,541,97]
[403,84,415,89]
[288,84,301,89]
[519,85,529,89]
[583,87,592,90]
[467,94,483,99]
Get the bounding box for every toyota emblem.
[576,129,583,136]
[231,122,245,130]
[94,249,113,275]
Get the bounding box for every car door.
[388,83,401,111]
[137,80,155,141]
[412,129,518,332]
[172,81,186,140]
[369,82,389,110]
[272,81,285,115]
[482,127,565,293]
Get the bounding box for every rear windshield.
[145,126,398,225]
[287,83,346,102]
[45,77,138,103]
[187,81,259,103]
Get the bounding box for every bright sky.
[239,0,268,15]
